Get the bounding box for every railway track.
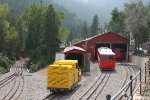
[0,73,16,86]
[0,60,25,100]
[119,61,138,99]
[119,61,129,89]
[0,72,17,89]
[79,71,111,100]
[125,62,138,91]
[43,92,63,100]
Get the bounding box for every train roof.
[98,47,115,55]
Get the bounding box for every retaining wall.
[129,55,148,68]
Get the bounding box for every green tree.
[0,3,9,52]
[59,27,69,47]
[22,3,47,70]
[90,15,99,36]
[145,5,150,39]
[124,1,147,49]
[0,3,19,74]
[42,4,61,64]
[0,53,10,74]
[5,26,19,59]
[108,8,125,34]
[56,10,69,47]
[0,3,19,59]
[17,20,25,51]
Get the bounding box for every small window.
[109,56,114,60]
[101,55,109,60]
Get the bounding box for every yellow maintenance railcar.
[47,60,81,92]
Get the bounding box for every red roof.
[63,46,85,54]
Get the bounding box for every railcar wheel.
[74,83,78,89]
[64,89,69,94]
[50,89,60,93]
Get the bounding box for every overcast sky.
[52,0,150,25]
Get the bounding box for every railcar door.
[108,55,115,69]
[100,55,109,68]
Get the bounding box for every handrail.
[132,76,145,96]
[132,71,140,80]
[106,62,149,100]
[111,80,131,100]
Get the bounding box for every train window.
[109,56,114,60]
[101,55,109,60]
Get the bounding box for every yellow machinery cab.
[47,60,81,92]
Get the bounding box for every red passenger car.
[97,47,116,70]
[113,48,125,61]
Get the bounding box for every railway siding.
[1,56,148,100]
[19,73,49,100]
[57,62,140,100]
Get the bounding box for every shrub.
[0,53,10,73]
[29,63,38,72]
[0,66,7,74]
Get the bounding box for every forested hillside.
[0,0,150,74]
[51,0,149,25]
[0,0,85,73]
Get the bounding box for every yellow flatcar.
[47,60,81,92]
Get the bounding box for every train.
[47,60,82,92]
[113,48,125,61]
[97,47,116,70]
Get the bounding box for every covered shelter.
[63,46,85,70]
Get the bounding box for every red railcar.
[113,48,125,61]
[97,47,116,70]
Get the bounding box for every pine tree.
[24,3,45,61]
[124,0,146,50]
[42,5,60,63]
[90,15,99,37]
[108,8,125,34]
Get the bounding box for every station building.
[74,32,130,61]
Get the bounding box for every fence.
[106,58,150,100]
